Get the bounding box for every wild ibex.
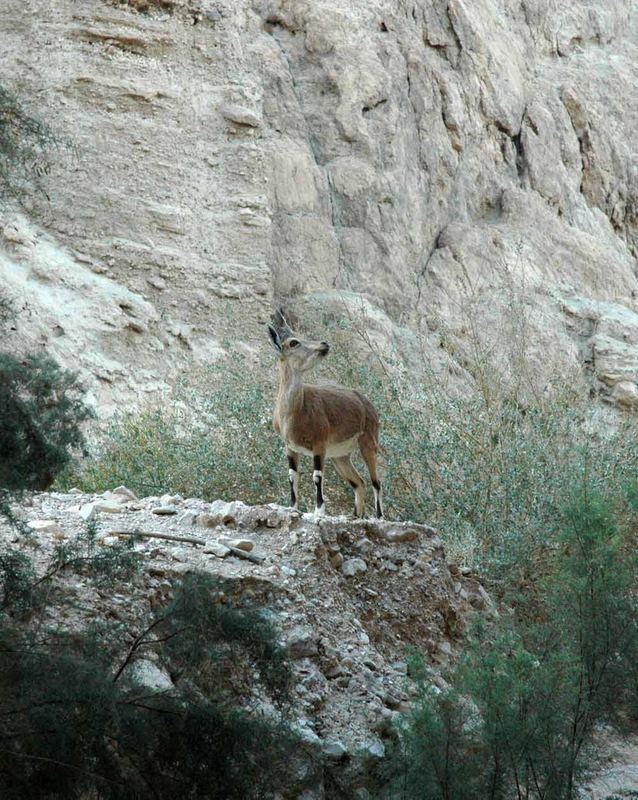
[267,310,383,518]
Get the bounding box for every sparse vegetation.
[67,362,286,504]
[68,309,638,584]
[0,296,91,493]
[0,83,64,199]
[61,297,638,797]
[383,488,638,800]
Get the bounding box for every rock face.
[0,491,493,797]
[0,0,637,410]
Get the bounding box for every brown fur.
[277,385,378,452]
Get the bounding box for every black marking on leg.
[348,479,358,489]
[353,504,358,517]
[290,481,296,507]
[372,479,381,491]
[313,454,322,471]
[376,499,382,518]
[316,477,324,508]
[288,455,297,470]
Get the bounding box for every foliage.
[384,488,638,800]
[0,83,63,199]
[0,572,297,800]
[0,352,92,491]
[67,360,288,505]
[156,572,292,706]
[338,365,637,582]
[0,545,37,612]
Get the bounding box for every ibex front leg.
[313,452,326,517]
[287,449,299,510]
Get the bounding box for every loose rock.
[203,542,231,558]
[152,505,178,516]
[342,558,367,577]
[287,626,319,659]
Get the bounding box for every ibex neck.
[277,360,304,416]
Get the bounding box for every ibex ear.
[267,324,282,353]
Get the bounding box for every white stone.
[111,485,139,502]
[129,660,174,693]
[322,740,348,760]
[221,538,254,552]
[78,503,97,521]
[362,739,385,760]
[220,103,262,128]
[342,558,367,577]
[28,519,63,535]
[93,501,125,514]
[203,542,231,558]
[152,505,178,516]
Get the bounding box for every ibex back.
[267,310,383,518]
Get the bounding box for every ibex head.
[267,309,330,373]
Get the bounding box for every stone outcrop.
[0,0,637,411]
[1,490,493,796]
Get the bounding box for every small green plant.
[67,360,288,505]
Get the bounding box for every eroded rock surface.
[0,0,637,410]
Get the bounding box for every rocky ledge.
[1,488,495,796]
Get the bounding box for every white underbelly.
[287,434,360,459]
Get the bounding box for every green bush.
[67,362,289,505]
[0,572,297,800]
[70,311,638,590]
[384,488,638,800]
[0,351,92,491]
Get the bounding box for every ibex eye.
[289,339,300,348]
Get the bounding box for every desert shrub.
[155,572,292,706]
[0,352,92,491]
[0,547,37,612]
[316,307,638,585]
[0,572,297,800]
[384,488,638,800]
[67,360,288,505]
[69,302,638,587]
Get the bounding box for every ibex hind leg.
[360,438,384,519]
[333,456,365,518]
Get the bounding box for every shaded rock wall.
[0,0,636,412]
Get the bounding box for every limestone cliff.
[0,0,637,412]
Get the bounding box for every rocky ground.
[3,489,638,797]
[1,487,494,796]
[580,731,638,800]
